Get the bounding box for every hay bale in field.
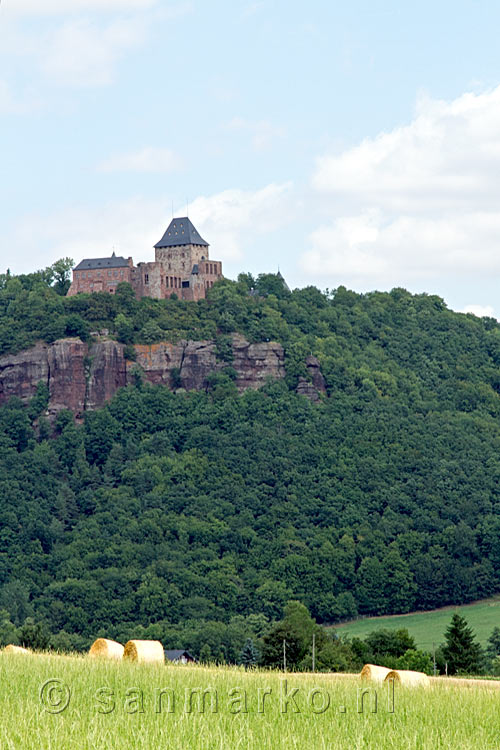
[4,645,30,655]
[123,640,164,664]
[360,664,392,683]
[89,638,124,660]
[384,669,430,687]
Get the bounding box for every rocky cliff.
[0,333,320,416]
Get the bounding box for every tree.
[199,644,212,664]
[261,601,319,670]
[396,648,433,675]
[140,320,163,344]
[49,258,74,295]
[239,638,259,668]
[115,313,134,344]
[364,629,417,663]
[486,626,500,659]
[442,614,482,675]
[18,618,51,651]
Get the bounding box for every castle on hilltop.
[67,217,223,301]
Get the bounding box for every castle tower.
[137,217,223,300]
[154,217,210,274]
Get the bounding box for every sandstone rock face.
[130,335,285,392]
[295,356,327,402]
[130,340,219,391]
[305,355,327,394]
[87,340,127,411]
[47,339,87,416]
[296,378,321,402]
[231,334,285,391]
[0,334,320,414]
[0,342,49,405]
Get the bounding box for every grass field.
[2,652,500,749]
[333,596,500,649]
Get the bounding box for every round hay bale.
[360,664,392,683]
[384,669,430,687]
[4,645,30,655]
[89,638,124,660]
[123,640,164,664]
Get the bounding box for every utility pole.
[312,633,316,673]
[283,639,287,673]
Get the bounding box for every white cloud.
[98,148,182,173]
[305,86,500,287]
[40,17,145,86]
[181,183,293,260]
[10,198,168,273]
[227,117,285,152]
[8,183,294,274]
[462,304,496,319]
[4,0,157,15]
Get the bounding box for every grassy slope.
[2,653,500,749]
[333,596,500,649]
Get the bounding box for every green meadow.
[1,652,500,749]
[333,597,500,649]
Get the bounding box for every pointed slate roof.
[154,217,209,249]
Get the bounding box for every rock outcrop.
[0,333,296,415]
[0,342,50,404]
[231,334,286,390]
[87,340,128,411]
[47,339,87,414]
[296,356,327,402]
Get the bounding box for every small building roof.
[155,217,209,249]
[165,649,196,662]
[74,252,129,271]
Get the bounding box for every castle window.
[144,274,149,285]
[113,271,118,277]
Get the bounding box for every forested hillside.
[1,265,500,657]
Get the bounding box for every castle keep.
[67,217,223,301]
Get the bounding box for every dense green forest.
[2,262,500,662]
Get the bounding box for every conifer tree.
[442,614,482,675]
[239,638,259,669]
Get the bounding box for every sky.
[2,0,500,317]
